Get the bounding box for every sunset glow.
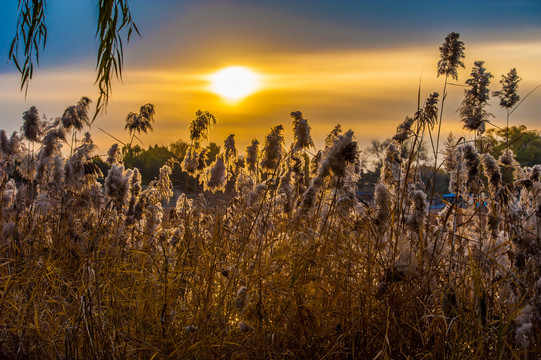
[0,1,539,152]
[209,66,261,102]
[1,2,541,357]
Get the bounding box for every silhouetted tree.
[485,125,541,167]
[169,138,189,160]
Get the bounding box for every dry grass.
[1,36,540,359]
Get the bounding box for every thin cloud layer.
[0,1,539,153]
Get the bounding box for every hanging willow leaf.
[94,0,140,121]
[9,0,140,121]
[8,0,47,96]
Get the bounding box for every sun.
[209,66,260,102]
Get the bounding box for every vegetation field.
[0,33,540,359]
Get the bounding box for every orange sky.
[1,39,539,157]
[1,1,540,158]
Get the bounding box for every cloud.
[0,23,539,154]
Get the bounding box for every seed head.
[181,146,199,176]
[195,147,209,174]
[201,154,227,193]
[22,106,42,142]
[493,68,521,109]
[33,192,51,216]
[125,103,156,135]
[156,165,173,202]
[407,190,427,233]
[291,111,314,152]
[462,143,481,191]
[381,142,401,186]
[260,125,285,173]
[498,148,516,167]
[374,184,390,228]
[419,92,439,129]
[317,130,359,182]
[459,61,493,135]
[40,128,66,159]
[310,150,322,177]
[393,116,414,144]
[105,164,132,211]
[224,134,238,172]
[106,143,123,165]
[189,110,216,146]
[244,138,260,174]
[61,97,91,131]
[0,131,22,158]
[324,124,342,149]
[481,153,501,197]
[2,179,17,208]
[437,32,465,81]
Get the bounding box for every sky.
[1,0,540,156]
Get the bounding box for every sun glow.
[209,66,260,102]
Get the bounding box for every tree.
[366,138,392,170]
[366,137,429,170]
[170,138,220,166]
[361,137,437,195]
[485,125,541,167]
[122,141,221,191]
[169,138,189,160]
[206,142,220,164]
[9,0,139,117]
[125,145,176,184]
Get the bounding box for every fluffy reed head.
[437,32,465,80]
[460,61,493,134]
[245,138,260,174]
[260,125,285,173]
[125,103,156,135]
[22,105,42,142]
[291,111,314,152]
[493,68,521,109]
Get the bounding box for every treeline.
[99,125,541,196]
[94,140,220,192]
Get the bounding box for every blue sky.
[1,1,540,152]
[2,0,540,71]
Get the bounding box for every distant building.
[356,191,373,204]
